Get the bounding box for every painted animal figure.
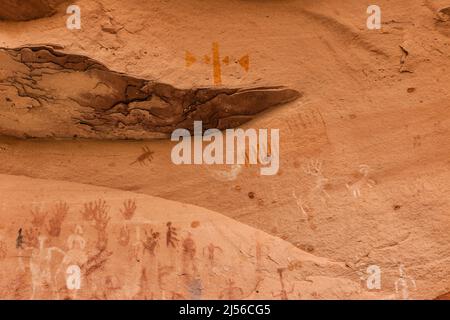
[131,146,154,166]
[346,165,376,198]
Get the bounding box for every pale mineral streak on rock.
[0,46,300,139]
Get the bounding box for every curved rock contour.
[0,174,376,300]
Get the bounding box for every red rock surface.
[0,0,449,300]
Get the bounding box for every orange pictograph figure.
[0,241,6,260]
[185,42,249,85]
[16,228,24,249]
[142,229,160,256]
[166,222,179,248]
[272,268,294,300]
[181,233,197,276]
[202,243,223,266]
[118,225,130,247]
[219,279,244,299]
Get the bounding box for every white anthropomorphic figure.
[55,225,87,298]
[29,236,65,299]
[63,225,87,266]
[394,264,416,300]
[346,165,376,198]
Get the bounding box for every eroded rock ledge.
[0,46,301,139]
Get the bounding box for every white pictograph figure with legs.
[395,264,416,300]
[346,165,376,198]
[63,225,87,265]
[55,225,87,298]
[292,190,308,218]
[292,190,309,220]
[29,236,65,299]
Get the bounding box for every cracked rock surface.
[0,46,300,139]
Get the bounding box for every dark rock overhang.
[0,0,68,21]
[0,46,301,139]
